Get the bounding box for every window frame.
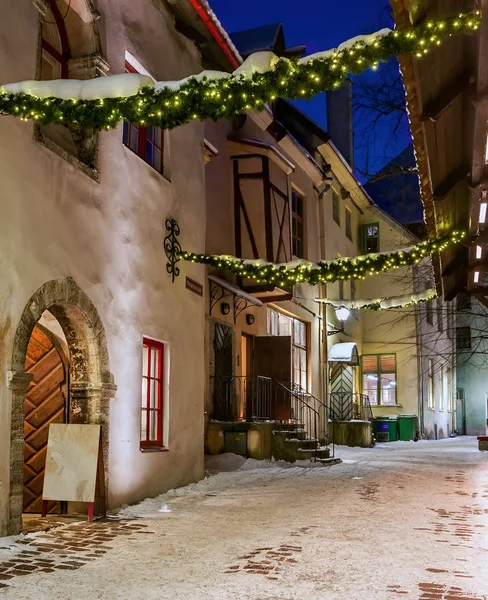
[123,61,165,176]
[291,189,305,259]
[41,0,69,79]
[345,207,353,241]
[141,337,166,451]
[332,190,340,226]
[361,353,397,406]
[360,223,380,254]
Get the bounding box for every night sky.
[208,0,411,179]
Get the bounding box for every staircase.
[271,423,339,463]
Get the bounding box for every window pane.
[380,355,396,372]
[141,410,147,441]
[141,378,148,408]
[150,347,159,377]
[149,410,158,441]
[129,124,139,152]
[153,148,162,171]
[363,375,378,405]
[146,140,153,165]
[154,127,162,148]
[149,378,158,409]
[278,313,292,337]
[142,345,149,377]
[380,373,396,405]
[300,348,306,371]
[362,356,378,373]
[123,121,129,146]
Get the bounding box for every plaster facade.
[0,0,211,536]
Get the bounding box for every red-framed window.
[123,61,164,174]
[41,1,69,80]
[141,337,165,449]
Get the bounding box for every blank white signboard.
[42,424,101,503]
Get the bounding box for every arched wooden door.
[23,325,68,513]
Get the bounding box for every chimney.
[326,79,354,169]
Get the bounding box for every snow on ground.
[2,437,488,600]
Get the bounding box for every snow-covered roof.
[329,342,359,365]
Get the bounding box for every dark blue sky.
[209,0,411,178]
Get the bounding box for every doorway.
[212,323,233,420]
[240,333,254,420]
[23,322,69,514]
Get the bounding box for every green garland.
[0,11,480,131]
[182,230,466,286]
[314,289,438,311]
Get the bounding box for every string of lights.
[182,231,466,286]
[0,11,480,131]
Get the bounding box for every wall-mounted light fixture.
[246,314,255,325]
[221,302,231,316]
[327,307,350,336]
[474,271,480,284]
[479,202,487,224]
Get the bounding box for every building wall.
[456,298,488,436]
[0,0,209,535]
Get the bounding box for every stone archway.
[7,277,116,535]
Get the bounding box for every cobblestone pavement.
[0,519,153,589]
[0,438,487,599]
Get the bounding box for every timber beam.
[420,72,470,122]
[433,165,469,200]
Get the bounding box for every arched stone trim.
[7,277,116,535]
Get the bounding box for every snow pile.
[1,73,153,100]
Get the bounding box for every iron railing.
[327,392,373,422]
[211,376,272,421]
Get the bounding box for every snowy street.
[1,437,487,600]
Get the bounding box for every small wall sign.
[186,277,203,296]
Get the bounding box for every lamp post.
[327,307,350,336]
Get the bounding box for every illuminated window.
[361,223,379,253]
[123,62,164,174]
[345,207,352,240]
[332,191,340,225]
[291,190,305,258]
[362,354,397,406]
[267,308,307,391]
[141,337,165,449]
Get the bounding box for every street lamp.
[327,307,350,336]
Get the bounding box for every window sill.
[140,446,169,453]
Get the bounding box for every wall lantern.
[221,302,231,316]
[327,307,350,336]
[246,314,255,325]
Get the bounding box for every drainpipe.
[186,0,241,69]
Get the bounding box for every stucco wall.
[0,0,209,535]
[456,298,488,436]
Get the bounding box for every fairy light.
[0,11,480,131]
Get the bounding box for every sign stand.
[41,424,106,522]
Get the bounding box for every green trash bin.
[398,415,418,441]
[373,417,398,442]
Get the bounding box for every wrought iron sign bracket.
[209,280,232,316]
[164,218,182,283]
[234,296,255,324]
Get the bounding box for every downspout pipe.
[187,0,241,69]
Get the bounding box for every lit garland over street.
[313,289,438,311]
[182,231,466,286]
[0,11,480,131]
